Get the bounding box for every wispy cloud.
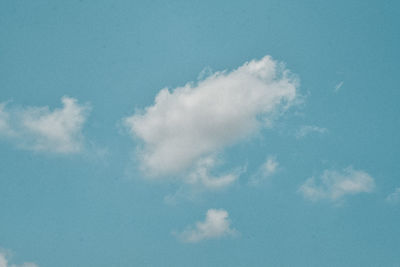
[295,125,328,138]
[124,55,299,188]
[386,187,400,204]
[0,97,90,154]
[0,103,15,136]
[0,250,38,267]
[249,155,279,185]
[163,156,245,204]
[334,81,344,92]
[186,156,242,190]
[299,166,375,202]
[175,209,238,243]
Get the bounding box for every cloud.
[176,209,237,243]
[186,156,241,190]
[124,55,298,187]
[334,81,344,92]
[259,156,279,176]
[299,166,375,202]
[249,155,279,185]
[386,187,400,204]
[163,156,244,204]
[0,251,38,267]
[295,125,328,138]
[0,97,90,154]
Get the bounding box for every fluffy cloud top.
[176,209,237,243]
[299,166,375,202]
[124,55,298,184]
[0,252,38,267]
[0,97,90,153]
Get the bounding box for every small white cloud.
[260,156,278,176]
[176,209,238,243]
[386,187,400,204]
[249,156,279,185]
[296,125,328,138]
[186,156,241,190]
[299,166,375,202]
[0,251,38,267]
[334,81,344,92]
[164,157,244,204]
[124,55,298,187]
[0,97,90,154]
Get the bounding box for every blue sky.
[1,0,399,266]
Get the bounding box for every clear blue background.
[1,0,399,266]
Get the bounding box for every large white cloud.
[0,97,90,153]
[299,166,375,202]
[0,251,38,267]
[176,209,237,243]
[124,55,298,186]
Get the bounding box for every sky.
[0,0,399,266]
